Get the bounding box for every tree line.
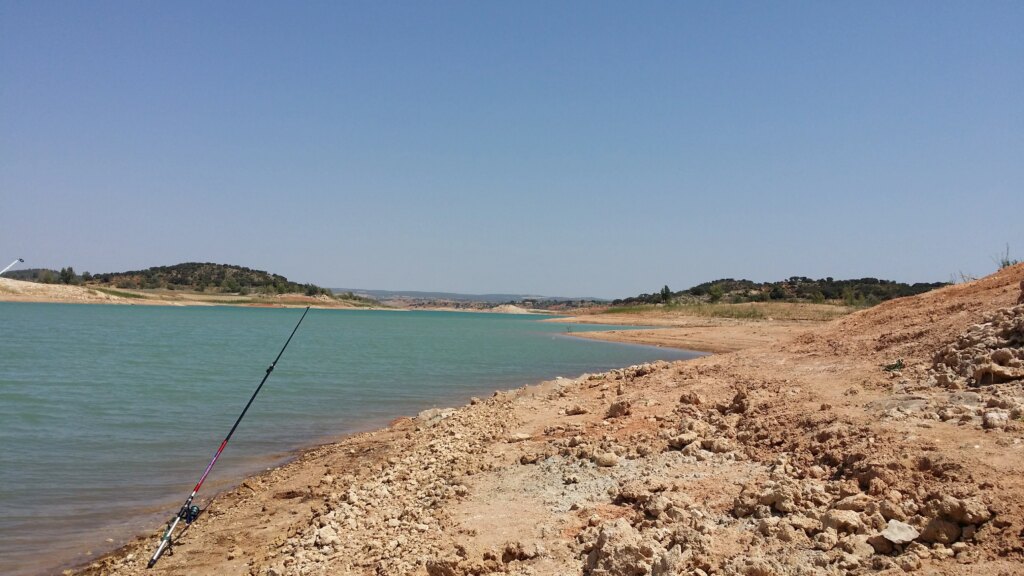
[3,262,332,296]
[613,276,949,307]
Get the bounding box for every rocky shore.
[75,264,1024,576]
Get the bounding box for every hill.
[85,262,331,296]
[614,276,948,307]
[1,268,61,282]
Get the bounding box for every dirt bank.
[563,319,811,353]
[76,264,1024,576]
[0,277,359,308]
[552,302,851,353]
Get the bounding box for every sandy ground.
[0,277,359,308]
[0,277,143,304]
[561,318,814,353]
[61,264,1024,575]
[551,303,852,353]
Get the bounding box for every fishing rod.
[0,258,24,276]
[147,306,311,569]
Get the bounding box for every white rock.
[881,519,920,544]
[982,411,1009,429]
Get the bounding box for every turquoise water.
[0,303,700,575]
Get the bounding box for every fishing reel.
[178,504,202,524]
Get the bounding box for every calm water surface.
[0,303,701,575]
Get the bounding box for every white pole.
[0,258,25,276]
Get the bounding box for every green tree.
[660,285,672,303]
[59,267,76,284]
[708,284,724,303]
[842,287,859,306]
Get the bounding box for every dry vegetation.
[599,302,856,322]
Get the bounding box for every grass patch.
[339,299,381,308]
[93,287,150,299]
[603,304,660,315]
[198,298,258,304]
[602,301,854,321]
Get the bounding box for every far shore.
[0,277,550,315]
[549,302,851,352]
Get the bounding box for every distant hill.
[614,276,949,307]
[45,262,333,296]
[335,288,605,305]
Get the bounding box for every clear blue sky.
[2,2,1021,298]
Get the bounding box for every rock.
[508,433,532,443]
[722,389,749,414]
[566,405,589,415]
[617,481,651,504]
[606,400,632,419]
[788,515,821,534]
[417,408,456,427]
[501,541,539,562]
[651,545,688,576]
[867,534,894,554]
[678,392,703,405]
[865,511,887,532]
[584,519,655,576]
[758,482,798,514]
[729,556,781,576]
[700,438,735,454]
[880,519,919,544]
[814,528,839,551]
[897,554,921,572]
[920,517,961,545]
[644,494,671,518]
[821,509,865,534]
[961,524,977,541]
[880,499,908,521]
[838,534,875,560]
[595,452,620,467]
[519,452,542,465]
[924,495,992,525]
[667,433,699,449]
[953,498,992,525]
[316,525,341,548]
[425,560,460,576]
[834,493,875,512]
[982,411,1009,429]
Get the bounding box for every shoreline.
[0,277,380,309]
[555,314,821,353]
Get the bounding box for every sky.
[1,2,1021,299]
